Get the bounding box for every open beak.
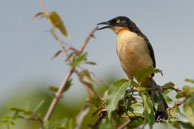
[97,21,112,30]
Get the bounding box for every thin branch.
[75,104,91,129]
[43,27,97,121]
[170,87,181,93]
[40,0,98,123]
[168,99,186,110]
[75,70,99,98]
[162,87,181,93]
[92,109,107,128]
[18,115,44,129]
[90,72,110,87]
[40,0,69,58]
[43,68,74,121]
[78,27,97,54]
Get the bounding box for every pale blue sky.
[0,0,194,103]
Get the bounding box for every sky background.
[0,0,194,104]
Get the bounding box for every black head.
[97,16,136,30]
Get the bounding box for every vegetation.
[0,1,194,129]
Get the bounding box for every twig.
[75,70,99,98]
[43,27,97,121]
[43,68,74,121]
[40,0,69,58]
[18,115,44,129]
[92,109,107,129]
[168,99,186,110]
[162,87,181,93]
[117,119,131,129]
[75,104,91,129]
[90,72,110,87]
[78,27,97,54]
[40,0,98,124]
[170,87,181,93]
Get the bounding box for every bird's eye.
[116,19,120,24]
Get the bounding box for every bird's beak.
[97,21,112,30]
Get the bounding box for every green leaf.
[176,92,185,99]
[33,100,45,113]
[70,52,88,68]
[185,78,194,84]
[127,103,144,117]
[106,79,131,118]
[85,61,96,65]
[184,104,194,126]
[141,93,155,129]
[48,11,70,38]
[162,82,175,94]
[183,94,194,126]
[183,86,194,97]
[136,66,162,83]
[98,119,115,129]
[164,95,174,107]
[130,80,139,88]
[9,107,32,115]
[0,116,18,129]
[49,79,72,93]
[124,93,133,110]
[170,107,177,118]
[49,86,58,92]
[80,69,93,82]
[179,121,194,129]
[175,106,185,116]
[9,107,25,112]
[43,120,50,129]
[169,121,181,129]
[90,96,102,107]
[162,82,175,89]
[50,118,68,129]
[176,86,194,99]
[67,118,74,129]
[79,69,95,90]
[127,118,144,129]
[7,124,10,129]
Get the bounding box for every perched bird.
[97,16,168,121]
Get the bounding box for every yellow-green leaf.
[141,93,155,129]
[70,52,88,68]
[184,103,194,126]
[48,11,70,38]
[183,94,194,126]
[185,78,194,84]
[136,66,162,83]
[170,107,177,118]
[106,79,131,118]
[49,79,72,93]
[183,86,194,97]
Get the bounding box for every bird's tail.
[147,78,168,121]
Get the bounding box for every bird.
[97,16,168,121]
